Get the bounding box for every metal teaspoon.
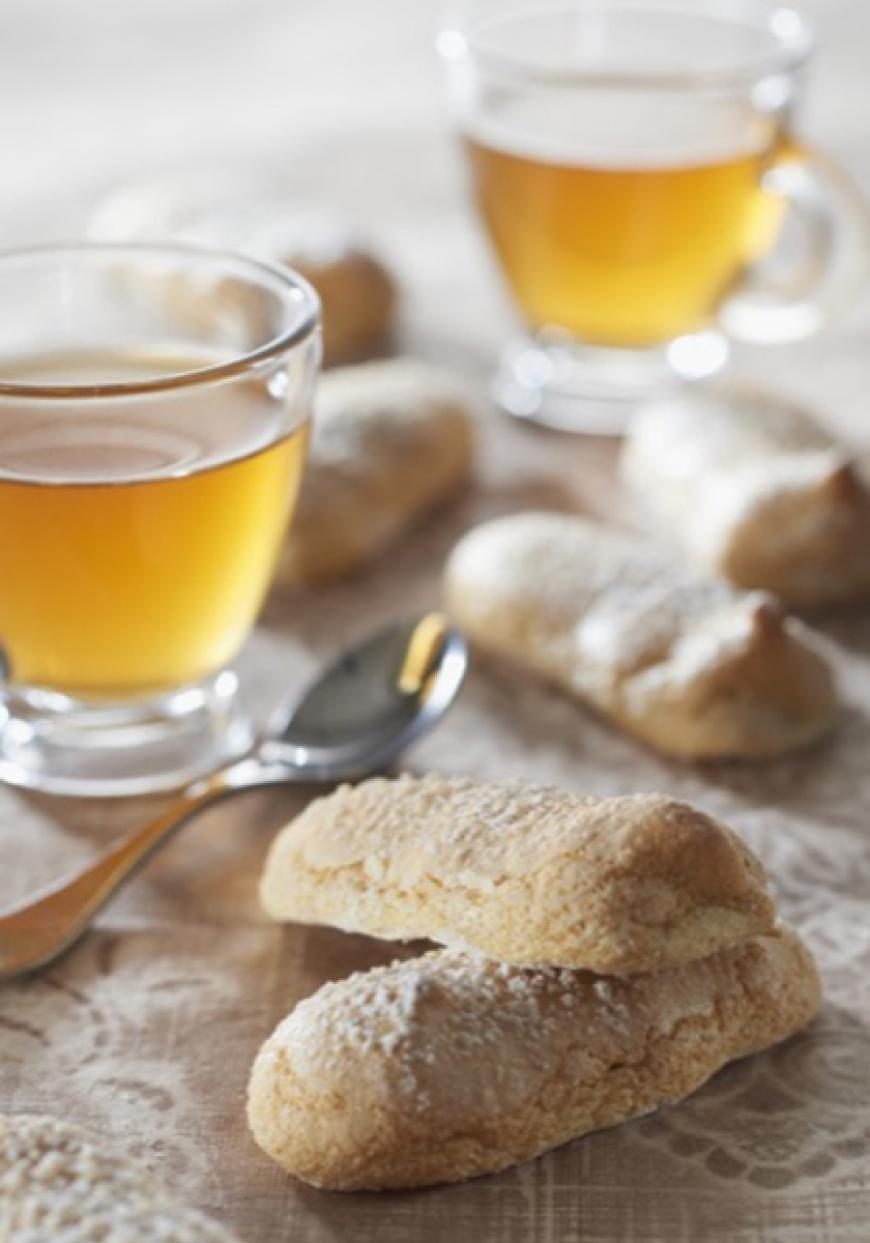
[0,612,467,979]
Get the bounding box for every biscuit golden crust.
[247,928,820,1190]
[621,396,870,607]
[443,512,836,758]
[278,359,474,584]
[260,775,775,973]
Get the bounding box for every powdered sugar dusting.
[447,512,739,686]
[289,771,669,883]
[270,950,643,1118]
[443,511,834,750]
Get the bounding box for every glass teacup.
[439,0,868,433]
[0,243,320,796]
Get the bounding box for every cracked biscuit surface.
[260,774,775,974]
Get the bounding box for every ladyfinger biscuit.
[260,775,775,974]
[90,181,397,368]
[443,512,836,758]
[291,246,396,367]
[621,394,870,607]
[247,927,820,1190]
[277,359,474,584]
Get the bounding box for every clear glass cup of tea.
[439,0,868,433]
[0,243,320,796]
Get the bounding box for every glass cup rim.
[0,239,321,400]
[438,0,815,91]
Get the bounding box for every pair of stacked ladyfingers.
[247,775,820,1191]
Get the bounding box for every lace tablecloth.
[1,2,869,1239]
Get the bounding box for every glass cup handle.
[718,146,870,345]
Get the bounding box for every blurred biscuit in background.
[89,175,398,366]
[622,392,870,609]
[278,357,474,585]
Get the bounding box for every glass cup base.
[492,329,731,435]
[0,669,253,798]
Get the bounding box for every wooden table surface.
[1,2,869,1240]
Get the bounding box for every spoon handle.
[0,758,280,980]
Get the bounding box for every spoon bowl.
[260,613,468,781]
[0,612,468,979]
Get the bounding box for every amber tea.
[463,87,787,349]
[466,133,783,347]
[0,348,308,698]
